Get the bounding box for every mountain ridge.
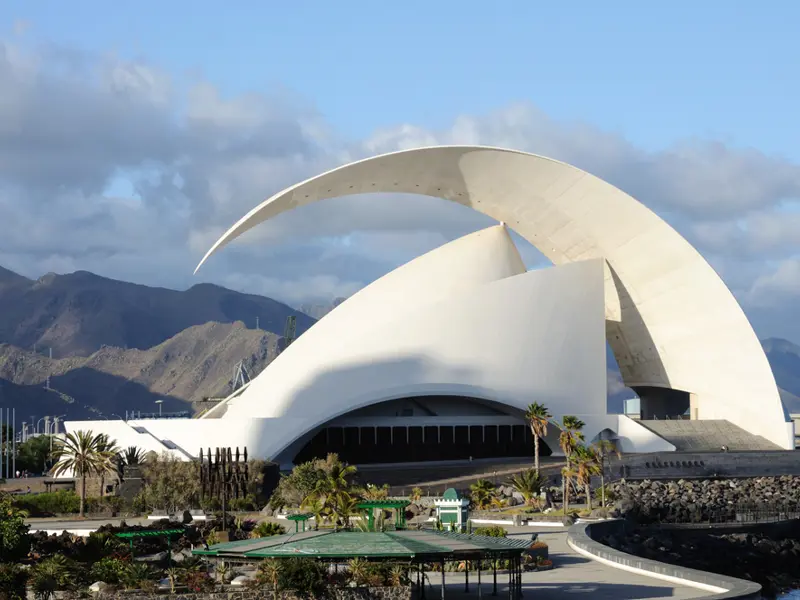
[0,265,314,358]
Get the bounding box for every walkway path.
[422,527,705,599]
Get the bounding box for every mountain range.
[0,265,798,420]
[0,266,313,358]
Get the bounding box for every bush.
[29,556,73,600]
[0,494,31,561]
[251,521,286,538]
[279,558,328,598]
[0,564,28,600]
[474,525,507,538]
[90,557,132,585]
[12,490,81,516]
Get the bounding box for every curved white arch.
[197,145,791,449]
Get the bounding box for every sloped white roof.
[197,145,791,449]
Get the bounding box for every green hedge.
[11,491,125,517]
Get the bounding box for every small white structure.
[434,488,470,531]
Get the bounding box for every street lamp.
[155,400,163,417]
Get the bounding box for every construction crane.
[231,360,250,393]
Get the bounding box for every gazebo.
[356,499,410,530]
[193,529,530,598]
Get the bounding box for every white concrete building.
[65,145,793,466]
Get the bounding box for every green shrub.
[279,557,328,598]
[0,564,28,600]
[90,557,132,585]
[251,521,286,538]
[29,556,73,600]
[0,494,31,562]
[474,525,507,538]
[13,490,81,516]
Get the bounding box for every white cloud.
[0,38,798,342]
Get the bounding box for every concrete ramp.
[636,419,782,452]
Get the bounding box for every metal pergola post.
[478,562,482,598]
[465,560,469,592]
[441,561,446,599]
[493,558,498,596]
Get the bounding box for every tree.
[96,434,120,497]
[256,558,283,600]
[561,465,577,516]
[558,416,585,510]
[51,431,117,517]
[302,455,359,530]
[0,494,30,562]
[592,439,620,507]
[15,436,53,474]
[572,445,602,510]
[120,446,145,467]
[140,452,200,513]
[469,479,496,509]
[506,469,544,508]
[524,402,552,474]
[300,495,326,530]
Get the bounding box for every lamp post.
[155,400,163,417]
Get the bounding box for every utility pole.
[255,316,259,330]
[49,347,52,360]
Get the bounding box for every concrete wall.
[615,450,800,480]
[568,520,762,599]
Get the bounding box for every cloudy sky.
[1,1,799,344]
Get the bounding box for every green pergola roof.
[356,500,410,510]
[115,528,185,539]
[192,529,530,560]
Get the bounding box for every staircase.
[636,419,782,452]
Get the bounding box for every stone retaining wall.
[567,520,762,599]
[616,450,800,480]
[97,585,412,600]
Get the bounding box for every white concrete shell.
[197,145,791,449]
[66,225,678,464]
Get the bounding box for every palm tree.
[506,469,544,509]
[305,455,359,530]
[572,445,602,510]
[558,416,586,466]
[121,446,144,466]
[96,434,120,497]
[257,558,283,600]
[561,465,577,516]
[524,403,552,474]
[330,491,359,530]
[558,416,585,510]
[51,431,117,517]
[469,479,496,509]
[592,439,621,507]
[300,494,326,530]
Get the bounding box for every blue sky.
[0,1,799,345]
[3,0,798,157]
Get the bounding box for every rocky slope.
[0,321,281,420]
[0,266,314,358]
